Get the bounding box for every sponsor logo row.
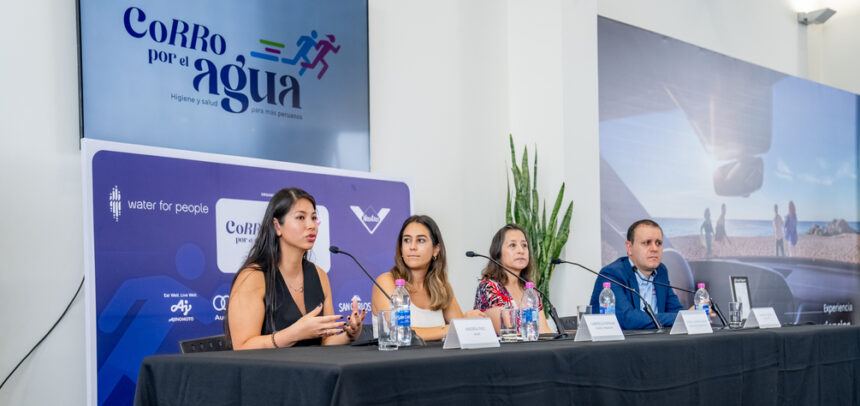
[108,187,391,274]
[166,293,370,323]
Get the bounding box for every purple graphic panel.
[86,142,409,406]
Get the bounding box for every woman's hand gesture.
[343,297,366,341]
[296,304,346,339]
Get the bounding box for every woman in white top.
[372,215,484,341]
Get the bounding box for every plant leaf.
[521,145,530,211]
[547,182,565,241]
[503,135,574,318]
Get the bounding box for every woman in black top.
[225,188,365,349]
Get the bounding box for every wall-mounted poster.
[598,17,859,326]
[79,0,369,170]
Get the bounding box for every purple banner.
[84,141,410,405]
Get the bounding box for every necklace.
[279,266,304,293]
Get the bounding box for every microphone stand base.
[409,329,427,347]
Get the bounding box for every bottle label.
[395,309,411,326]
[600,304,615,315]
[696,304,710,316]
[521,309,538,323]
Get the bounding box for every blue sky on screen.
[600,76,858,222]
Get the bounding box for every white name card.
[670,310,714,335]
[744,307,781,329]
[574,314,625,342]
[443,318,500,349]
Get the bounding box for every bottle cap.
[525,282,535,289]
[603,282,611,288]
[395,279,406,286]
[697,283,705,289]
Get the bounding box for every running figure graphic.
[301,34,341,79]
[282,30,318,76]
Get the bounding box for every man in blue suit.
[590,219,684,329]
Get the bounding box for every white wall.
[369,0,511,306]
[804,0,860,95]
[503,0,604,320]
[599,0,860,95]
[558,0,603,313]
[1,0,857,404]
[0,1,86,405]
[370,0,860,320]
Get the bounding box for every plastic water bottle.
[598,282,616,314]
[391,279,412,346]
[520,282,540,341]
[694,283,710,317]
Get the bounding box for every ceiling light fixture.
[797,8,837,25]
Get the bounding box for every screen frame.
[75,0,371,167]
[731,276,752,320]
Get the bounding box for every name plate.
[670,310,714,335]
[744,307,781,329]
[443,318,500,349]
[574,314,625,342]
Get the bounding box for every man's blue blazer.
[589,257,684,329]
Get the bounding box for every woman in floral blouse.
[472,224,551,335]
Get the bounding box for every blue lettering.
[193,58,303,113]
[210,34,226,55]
[122,6,226,55]
[169,19,190,48]
[225,220,259,235]
[123,7,146,38]
[249,68,276,104]
[279,75,301,109]
[190,24,210,53]
[193,58,219,95]
[149,20,168,43]
[220,55,249,113]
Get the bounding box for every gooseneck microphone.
[466,251,568,339]
[329,246,425,346]
[551,258,664,332]
[329,245,391,301]
[632,273,730,329]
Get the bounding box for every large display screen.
[79,0,369,170]
[598,17,859,326]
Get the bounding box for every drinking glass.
[377,310,398,351]
[728,301,743,328]
[577,305,593,328]
[499,308,519,342]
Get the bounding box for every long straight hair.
[223,187,316,347]
[481,224,535,287]
[389,215,453,310]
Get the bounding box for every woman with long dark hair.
[472,224,551,334]
[371,215,483,341]
[225,188,364,349]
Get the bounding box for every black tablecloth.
[134,325,860,405]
